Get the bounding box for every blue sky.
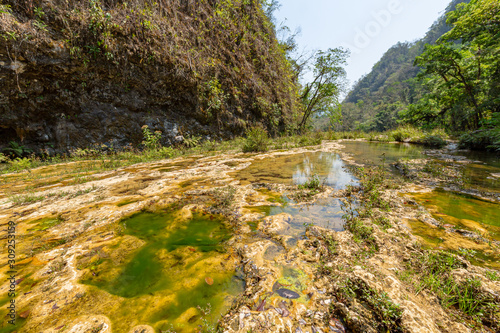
[274,0,452,89]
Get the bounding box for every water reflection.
[267,197,345,232]
[454,150,500,194]
[235,152,358,189]
[340,141,425,167]
[248,197,347,242]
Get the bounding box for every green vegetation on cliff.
[0,0,300,153]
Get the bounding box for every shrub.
[290,174,325,202]
[9,157,33,172]
[158,146,175,158]
[242,126,269,152]
[184,135,201,148]
[2,141,32,158]
[143,146,174,160]
[421,134,446,148]
[297,132,323,147]
[199,140,219,152]
[327,131,339,140]
[387,126,448,148]
[202,78,227,119]
[141,125,162,150]
[71,148,99,158]
[0,153,8,163]
[391,126,417,142]
[459,113,499,151]
[298,174,322,190]
[459,129,500,151]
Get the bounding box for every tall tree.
[299,48,349,131]
[412,0,500,131]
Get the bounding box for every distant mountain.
[339,0,470,131]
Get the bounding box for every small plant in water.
[298,174,323,190]
[291,174,325,202]
[211,186,236,210]
[197,303,218,333]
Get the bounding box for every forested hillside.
[341,0,469,132]
[0,0,299,154]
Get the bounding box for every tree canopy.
[299,48,349,131]
[411,0,500,131]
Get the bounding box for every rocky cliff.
[0,0,298,155]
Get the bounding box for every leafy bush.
[390,125,417,142]
[202,78,227,119]
[0,153,8,163]
[459,126,500,152]
[421,134,447,148]
[184,135,201,148]
[297,132,323,147]
[242,126,269,152]
[158,146,175,158]
[9,157,33,172]
[194,139,221,153]
[141,125,162,150]
[2,141,32,158]
[143,146,175,160]
[298,174,322,190]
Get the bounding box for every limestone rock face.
[0,0,298,154]
[0,60,212,153]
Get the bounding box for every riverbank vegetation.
[338,0,500,151]
[0,124,450,177]
[316,152,500,332]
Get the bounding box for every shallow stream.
[236,151,357,242]
[234,151,357,188]
[235,142,499,268]
[1,140,498,332]
[340,140,426,167]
